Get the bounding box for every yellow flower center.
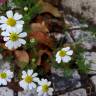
[59,50,66,57]
[0,72,7,79]
[10,32,19,41]
[25,76,33,83]
[42,84,49,92]
[6,18,16,26]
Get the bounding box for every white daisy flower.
[1,28,27,49]
[19,69,39,90]
[37,79,54,96]
[56,47,73,63]
[0,10,24,31]
[0,70,13,85]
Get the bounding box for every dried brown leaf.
[31,21,49,33]
[39,0,61,17]
[14,50,29,69]
[29,31,54,48]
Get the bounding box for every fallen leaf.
[39,0,61,17]
[14,50,29,69]
[29,31,54,49]
[31,21,49,33]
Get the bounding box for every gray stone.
[84,52,96,74]
[71,30,96,50]
[18,90,37,96]
[51,69,81,93]
[0,87,13,96]
[91,76,96,92]
[59,88,87,96]
[62,0,96,24]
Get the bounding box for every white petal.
[18,39,26,45]
[37,89,43,96]
[19,32,27,38]
[22,71,27,75]
[6,26,13,32]
[1,31,10,36]
[6,78,11,82]
[22,71,27,78]
[37,86,42,92]
[43,93,48,96]
[14,13,23,20]
[17,20,24,25]
[0,79,2,85]
[6,10,13,18]
[3,37,9,41]
[5,40,14,49]
[66,50,73,56]
[6,70,13,78]
[48,88,53,95]
[32,73,38,77]
[27,70,33,76]
[56,57,61,63]
[48,82,51,86]
[56,52,59,57]
[28,84,33,90]
[42,79,48,84]
[16,24,23,28]
[62,47,70,51]
[0,24,7,30]
[62,56,71,63]
[30,82,36,88]
[13,41,21,49]
[1,79,7,85]
[0,16,7,23]
[19,80,28,90]
[33,77,39,83]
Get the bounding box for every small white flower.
[19,69,39,90]
[37,79,54,96]
[0,70,13,85]
[1,28,27,49]
[0,10,24,31]
[56,47,73,63]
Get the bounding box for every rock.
[65,15,88,28]
[51,69,81,93]
[84,52,96,64]
[62,0,96,24]
[18,90,37,96]
[71,30,96,50]
[51,67,64,77]
[59,88,87,96]
[0,87,13,96]
[91,76,96,92]
[84,52,96,74]
[65,32,74,43]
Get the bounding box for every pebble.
[59,88,87,96]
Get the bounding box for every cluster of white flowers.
[19,69,54,96]
[0,69,53,96]
[0,10,27,50]
[56,47,73,63]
